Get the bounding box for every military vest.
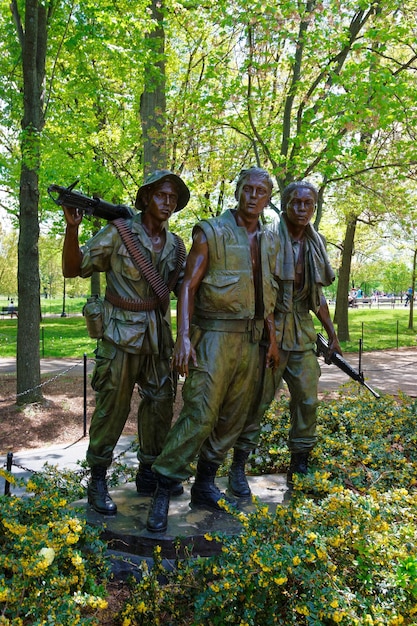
[194,209,278,321]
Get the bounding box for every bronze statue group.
[62,167,342,533]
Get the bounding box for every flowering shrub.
[0,470,109,625]
[2,387,417,625]
[118,386,417,625]
[249,385,417,493]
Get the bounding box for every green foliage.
[118,390,417,625]
[250,388,417,493]
[0,470,110,625]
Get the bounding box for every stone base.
[74,474,290,560]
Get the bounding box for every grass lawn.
[0,297,178,359]
[0,298,415,358]
[314,306,416,352]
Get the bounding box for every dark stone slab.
[73,474,290,559]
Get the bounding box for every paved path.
[317,346,417,398]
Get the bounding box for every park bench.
[355,297,398,308]
[1,306,18,317]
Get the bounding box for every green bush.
[2,390,417,625]
[118,387,417,626]
[0,470,110,625]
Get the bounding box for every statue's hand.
[266,341,279,372]
[327,335,342,363]
[172,335,197,377]
[63,205,83,227]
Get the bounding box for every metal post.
[358,338,363,378]
[4,452,13,496]
[61,277,67,317]
[83,353,87,437]
[396,319,399,349]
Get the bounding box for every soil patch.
[0,373,184,454]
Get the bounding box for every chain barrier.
[1,355,138,495]
[0,359,95,403]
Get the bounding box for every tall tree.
[140,0,167,174]
[10,0,56,402]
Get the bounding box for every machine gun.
[48,180,134,221]
[316,332,380,399]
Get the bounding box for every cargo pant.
[86,339,174,468]
[152,324,262,482]
[235,348,321,454]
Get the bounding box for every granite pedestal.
[75,474,290,561]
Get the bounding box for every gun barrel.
[362,381,380,399]
[48,182,133,221]
[316,333,380,399]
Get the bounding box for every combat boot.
[146,475,176,533]
[191,459,235,510]
[136,463,184,497]
[87,466,117,515]
[228,449,251,497]
[286,452,310,487]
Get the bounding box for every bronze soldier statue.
[62,170,189,514]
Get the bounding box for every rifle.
[316,332,380,399]
[48,180,134,221]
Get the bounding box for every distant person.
[7,300,17,318]
[62,170,189,515]
[232,180,342,492]
[405,287,413,306]
[146,167,280,533]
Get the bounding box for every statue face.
[144,181,179,222]
[285,187,316,228]
[237,174,271,220]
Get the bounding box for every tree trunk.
[140,0,166,175]
[334,216,357,342]
[15,0,48,403]
[408,248,416,330]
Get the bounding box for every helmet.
[135,170,190,212]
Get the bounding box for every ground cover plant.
[2,384,416,624]
[0,470,110,625]
[117,386,417,625]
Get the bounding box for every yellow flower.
[292,555,301,566]
[68,518,83,533]
[0,587,10,602]
[273,576,287,585]
[26,479,38,492]
[333,611,345,623]
[330,599,339,609]
[295,605,310,616]
[71,553,83,567]
[204,533,213,541]
[316,547,327,560]
[137,601,147,613]
[39,547,55,566]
